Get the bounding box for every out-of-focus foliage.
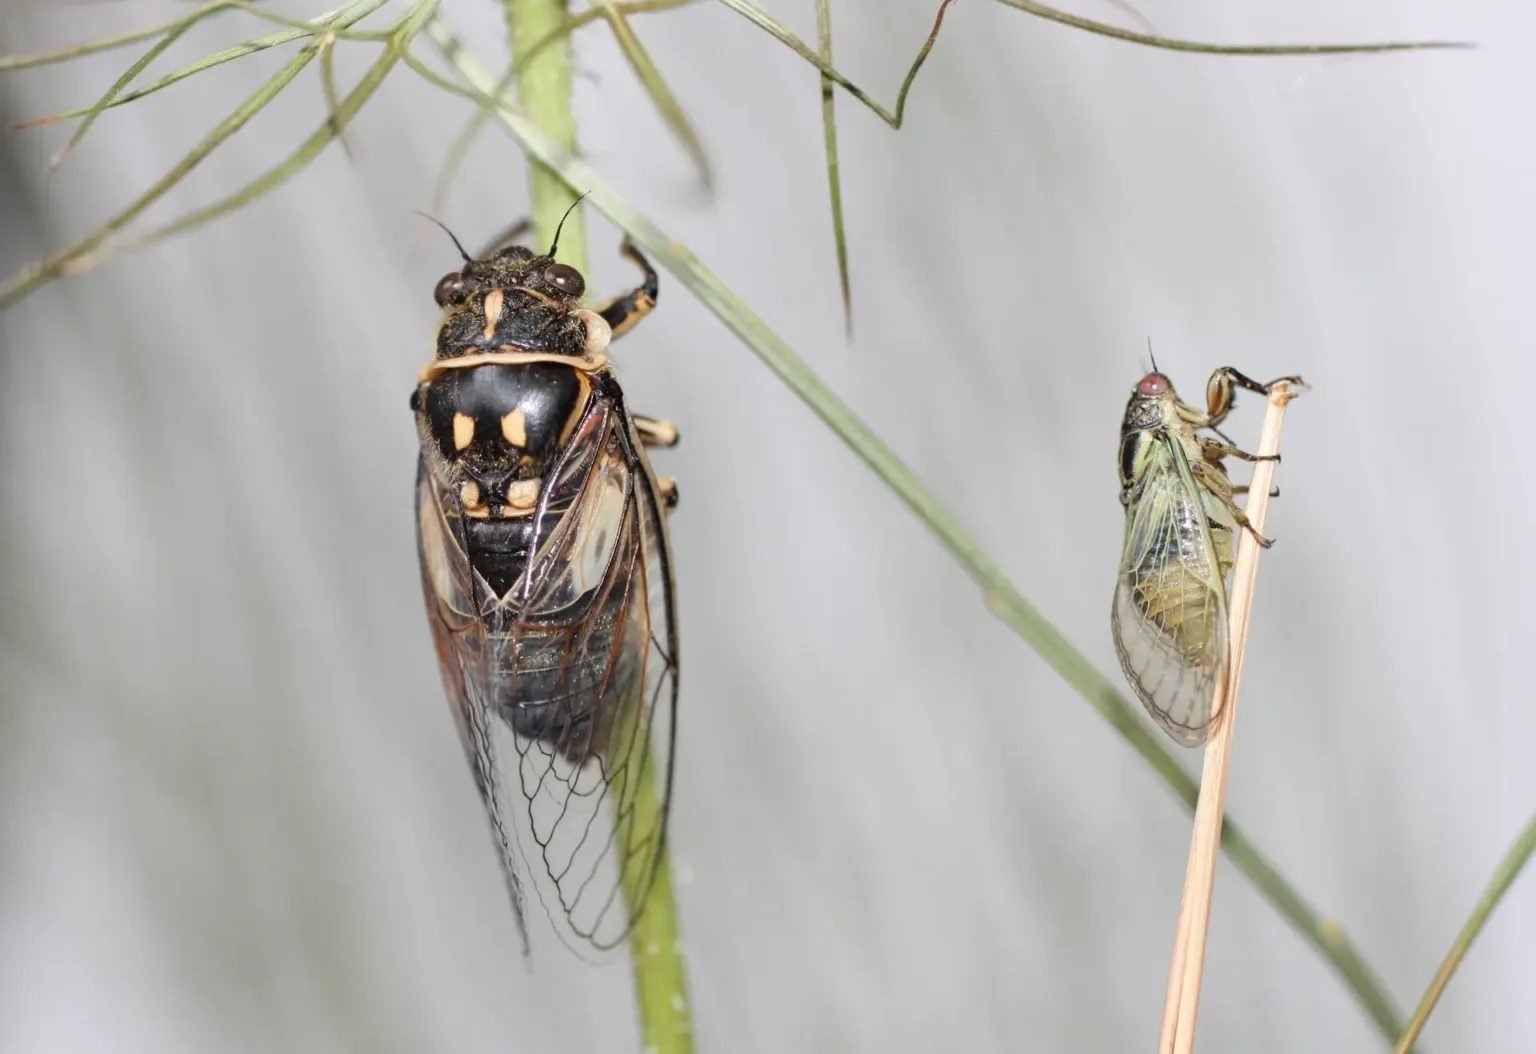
[0,2,1526,1054]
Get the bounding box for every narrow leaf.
[1394,809,1536,1053]
[1,13,198,72]
[711,0,955,128]
[602,4,713,191]
[814,0,850,332]
[319,30,355,159]
[0,26,329,308]
[994,0,1472,55]
[426,0,702,217]
[50,5,225,169]
[62,3,436,272]
[519,0,703,74]
[14,0,393,129]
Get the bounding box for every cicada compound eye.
[543,263,586,299]
[1137,373,1169,397]
[434,272,468,306]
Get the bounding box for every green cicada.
[1111,365,1300,746]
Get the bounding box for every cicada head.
[432,247,588,309]
[430,245,599,362]
[1122,371,1176,433]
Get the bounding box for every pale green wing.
[1111,434,1231,746]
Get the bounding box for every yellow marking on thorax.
[452,412,475,450]
[502,410,527,446]
[482,289,504,340]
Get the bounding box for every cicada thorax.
[418,360,590,575]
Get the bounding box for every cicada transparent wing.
[416,389,678,955]
[508,392,678,951]
[416,456,533,948]
[1111,433,1235,747]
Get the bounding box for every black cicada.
[411,214,679,954]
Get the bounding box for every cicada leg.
[655,475,679,512]
[1202,440,1281,467]
[1204,367,1305,427]
[1192,459,1275,549]
[632,415,680,449]
[1225,503,1275,550]
[594,241,659,340]
[1231,484,1281,499]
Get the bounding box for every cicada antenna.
[547,192,592,260]
[415,211,473,264]
[1146,335,1160,375]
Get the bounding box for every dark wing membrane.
[1111,436,1230,746]
[414,457,532,953]
[498,394,678,954]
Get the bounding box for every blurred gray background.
[1,1,1528,1051]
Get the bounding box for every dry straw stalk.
[1157,380,1305,1054]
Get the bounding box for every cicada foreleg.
[1204,367,1306,427]
[595,241,659,341]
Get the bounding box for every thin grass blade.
[1394,808,1536,1053]
[15,0,392,129]
[711,0,954,128]
[994,0,1472,54]
[517,0,703,71]
[815,0,851,332]
[426,0,703,218]
[0,28,331,308]
[319,29,355,159]
[64,3,435,271]
[49,4,232,169]
[602,4,713,191]
[1,9,205,72]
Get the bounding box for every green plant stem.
[1394,808,1536,1053]
[506,0,586,273]
[621,752,694,1054]
[496,3,690,1051]
[424,20,1412,1043]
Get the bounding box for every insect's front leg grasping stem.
[1159,378,1305,1054]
